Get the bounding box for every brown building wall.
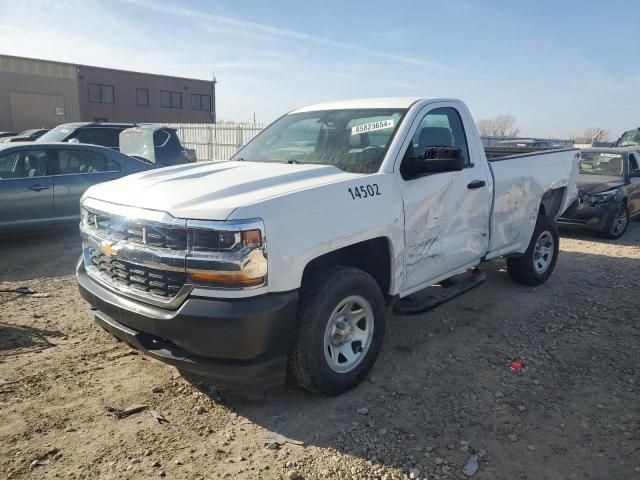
[77,65,214,124]
[0,56,81,131]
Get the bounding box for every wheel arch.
[300,237,394,302]
[539,187,566,217]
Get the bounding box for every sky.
[1,0,639,139]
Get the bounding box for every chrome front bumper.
[79,197,267,309]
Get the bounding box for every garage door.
[9,92,66,131]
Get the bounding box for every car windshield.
[615,130,640,147]
[231,109,407,174]
[580,152,624,176]
[17,129,36,136]
[37,125,75,143]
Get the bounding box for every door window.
[0,150,51,179]
[404,107,470,167]
[70,128,121,148]
[629,153,639,174]
[153,130,171,147]
[57,150,119,174]
[100,129,122,148]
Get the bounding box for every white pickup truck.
[76,98,580,395]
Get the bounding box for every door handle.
[467,179,486,189]
[29,184,49,192]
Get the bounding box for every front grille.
[89,248,186,298]
[86,213,187,250]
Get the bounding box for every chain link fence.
[168,123,265,161]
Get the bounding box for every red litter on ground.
[509,358,525,371]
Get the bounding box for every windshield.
[232,108,407,174]
[580,152,624,176]
[615,130,640,147]
[37,125,75,143]
[17,129,36,136]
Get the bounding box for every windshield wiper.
[287,159,301,164]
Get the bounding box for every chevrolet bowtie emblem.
[100,240,122,257]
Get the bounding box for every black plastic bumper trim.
[76,258,298,388]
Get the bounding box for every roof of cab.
[0,141,117,151]
[290,97,426,113]
[123,124,174,133]
[53,122,137,128]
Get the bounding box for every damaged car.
[558,148,640,238]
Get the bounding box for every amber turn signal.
[241,229,262,247]
[188,271,264,287]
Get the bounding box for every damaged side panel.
[486,149,578,257]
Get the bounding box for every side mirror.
[68,138,80,144]
[409,146,465,175]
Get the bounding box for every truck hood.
[84,160,360,220]
[578,174,625,194]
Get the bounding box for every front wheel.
[289,266,386,395]
[507,215,559,286]
[601,202,629,239]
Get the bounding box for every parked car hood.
[578,174,625,194]
[84,160,361,220]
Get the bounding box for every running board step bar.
[393,269,486,316]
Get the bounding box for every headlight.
[579,188,621,206]
[185,219,267,289]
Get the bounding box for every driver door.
[397,104,492,295]
[0,149,54,228]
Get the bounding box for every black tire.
[289,266,386,395]
[600,202,629,239]
[507,215,559,286]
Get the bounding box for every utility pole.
[211,72,217,124]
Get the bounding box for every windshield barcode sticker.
[351,119,394,135]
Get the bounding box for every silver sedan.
[0,142,155,232]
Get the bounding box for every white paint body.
[84,98,579,299]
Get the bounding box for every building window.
[136,88,149,106]
[88,83,114,104]
[160,90,182,109]
[191,94,212,111]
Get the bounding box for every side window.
[101,129,122,148]
[629,153,639,173]
[153,130,171,147]
[0,152,19,178]
[71,128,101,145]
[0,150,50,179]
[57,150,116,174]
[405,107,470,167]
[106,158,120,171]
[71,128,119,148]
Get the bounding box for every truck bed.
[484,146,567,160]
[486,148,580,258]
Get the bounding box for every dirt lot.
[1,224,639,480]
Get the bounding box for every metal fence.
[168,123,265,161]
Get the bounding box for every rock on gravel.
[463,454,479,477]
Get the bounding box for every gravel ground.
[1,223,639,480]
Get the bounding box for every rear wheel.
[289,266,386,395]
[507,215,559,286]
[601,203,629,239]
